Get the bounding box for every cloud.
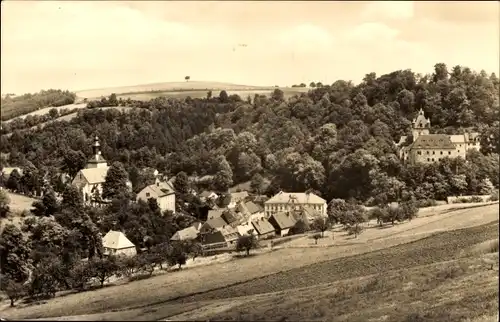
[344,22,400,42]
[276,24,336,52]
[360,1,414,21]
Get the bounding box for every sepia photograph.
[0,1,499,321]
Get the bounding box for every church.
[71,135,131,205]
[396,109,481,165]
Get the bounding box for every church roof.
[87,153,107,164]
[102,230,135,250]
[412,109,430,128]
[79,167,109,184]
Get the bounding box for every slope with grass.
[2,203,498,320]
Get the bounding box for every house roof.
[79,166,109,184]
[251,217,275,235]
[139,181,175,199]
[102,230,135,250]
[410,134,456,150]
[207,209,225,220]
[265,191,326,205]
[87,153,107,165]
[245,201,263,214]
[270,212,297,230]
[236,223,255,236]
[230,191,249,202]
[192,222,203,231]
[170,226,199,241]
[200,190,217,198]
[205,216,227,229]
[221,211,239,225]
[217,225,240,242]
[449,132,480,144]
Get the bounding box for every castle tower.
[86,135,108,169]
[411,108,431,142]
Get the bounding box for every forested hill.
[1,63,499,204]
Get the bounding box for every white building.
[72,135,131,205]
[102,230,137,257]
[136,181,176,213]
[264,191,327,217]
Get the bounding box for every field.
[2,203,498,321]
[2,103,87,123]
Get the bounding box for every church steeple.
[86,135,108,169]
[411,109,431,141]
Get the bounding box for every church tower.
[411,109,431,142]
[86,135,108,169]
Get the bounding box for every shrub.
[289,219,310,235]
[347,224,363,237]
[416,199,438,208]
[311,233,322,244]
[0,275,26,307]
[488,191,499,202]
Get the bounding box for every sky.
[1,1,499,94]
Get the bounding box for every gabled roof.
[102,230,135,250]
[230,191,249,202]
[139,181,175,199]
[270,212,297,230]
[78,167,109,184]
[265,191,326,205]
[410,134,456,150]
[217,225,240,242]
[449,132,480,144]
[250,217,275,235]
[170,226,199,241]
[245,201,263,214]
[205,216,227,229]
[236,223,255,236]
[207,209,225,219]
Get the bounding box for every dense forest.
[1,63,498,204]
[1,89,77,121]
[0,63,499,303]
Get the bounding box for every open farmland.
[2,103,87,123]
[2,203,498,320]
[76,81,273,99]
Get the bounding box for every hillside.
[75,81,282,99]
[3,204,498,321]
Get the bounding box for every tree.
[271,88,285,101]
[102,161,129,200]
[89,256,119,287]
[236,234,258,256]
[219,90,229,103]
[250,173,265,194]
[213,156,233,192]
[6,169,21,192]
[108,93,118,106]
[312,233,322,244]
[311,217,330,238]
[347,224,363,238]
[48,108,59,119]
[167,243,188,269]
[310,82,316,88]
[62,150,87,178]
[174,171,190,195]
[31,189,59,217]
[0,276,26,307]
[61,185,83,211]
[185,76,190,82]
[0,224,31,282]
[0,189,10,218]
[207,90,212,99]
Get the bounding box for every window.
[448,151,451,155]
[432,151,435,155]
[417,151,422,155]
[459,144,462,147]
[440,151,443,155]
[427,158,430,162]
[426,151,430,155]
[431,158,435,161]
[458,150,461,153]
[146,192,150,197]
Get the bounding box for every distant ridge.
[75,81,274,99]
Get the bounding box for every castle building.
[72,135,131,205]
[397,109,481,165]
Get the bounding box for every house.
[102,230,136,257]
[200,224,240,248]
[200,216,228,232]
[397,109,481,164]
[236,223,256,237]
[250,217,276,239]
[228,191,250,208]
[207,209,243,227]
[136,181,176,213]
[268,212,297,237]
[264,191,327,217]
[199,190,219,202]
[71,135,132,205]
[170,226,199,241]
[298,204,328,224]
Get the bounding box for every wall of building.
[264,203,326,217]
[158,194,176,213]
[409,148,460,164]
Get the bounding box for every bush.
[415,199,437,208]
[289,219,310,235]
[347,224,363,237]
[69,261,93,291]
[488,191,499,202]
[0,275,26,307]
